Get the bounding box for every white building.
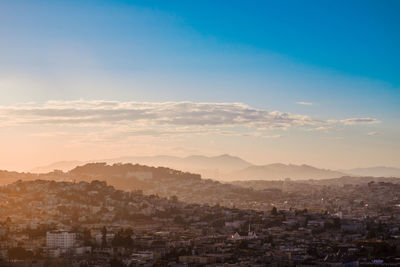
[231,224,258,240]
[231,231,258,240]
[46,231,76,248]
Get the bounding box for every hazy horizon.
[14,153,400,174]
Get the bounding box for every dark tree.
[171,195,178,203]
[271,207,278,216]
[110,258,125,267]
[83,228,92,246]
[8,247,33,260]
[101,226,107,248]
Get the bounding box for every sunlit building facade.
[46,231,76,248]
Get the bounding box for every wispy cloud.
[0,100,380,139]
[320,136,344,140]
[366,131,380,136]
[333,118,381,125]
[0,100,319,129]
[312,126,332,132]
[296,101,313,106]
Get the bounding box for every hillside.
[30,154,252,179]
[3,163,400,212]
[0,179,239,229]
[3,163,270,209]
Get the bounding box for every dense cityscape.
[0,163,400,266]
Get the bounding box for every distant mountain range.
[30,154,400,181]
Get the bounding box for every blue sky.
[0,0,399,170]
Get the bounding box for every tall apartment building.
[46,231,76,248]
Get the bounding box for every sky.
[0,0,399,171]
